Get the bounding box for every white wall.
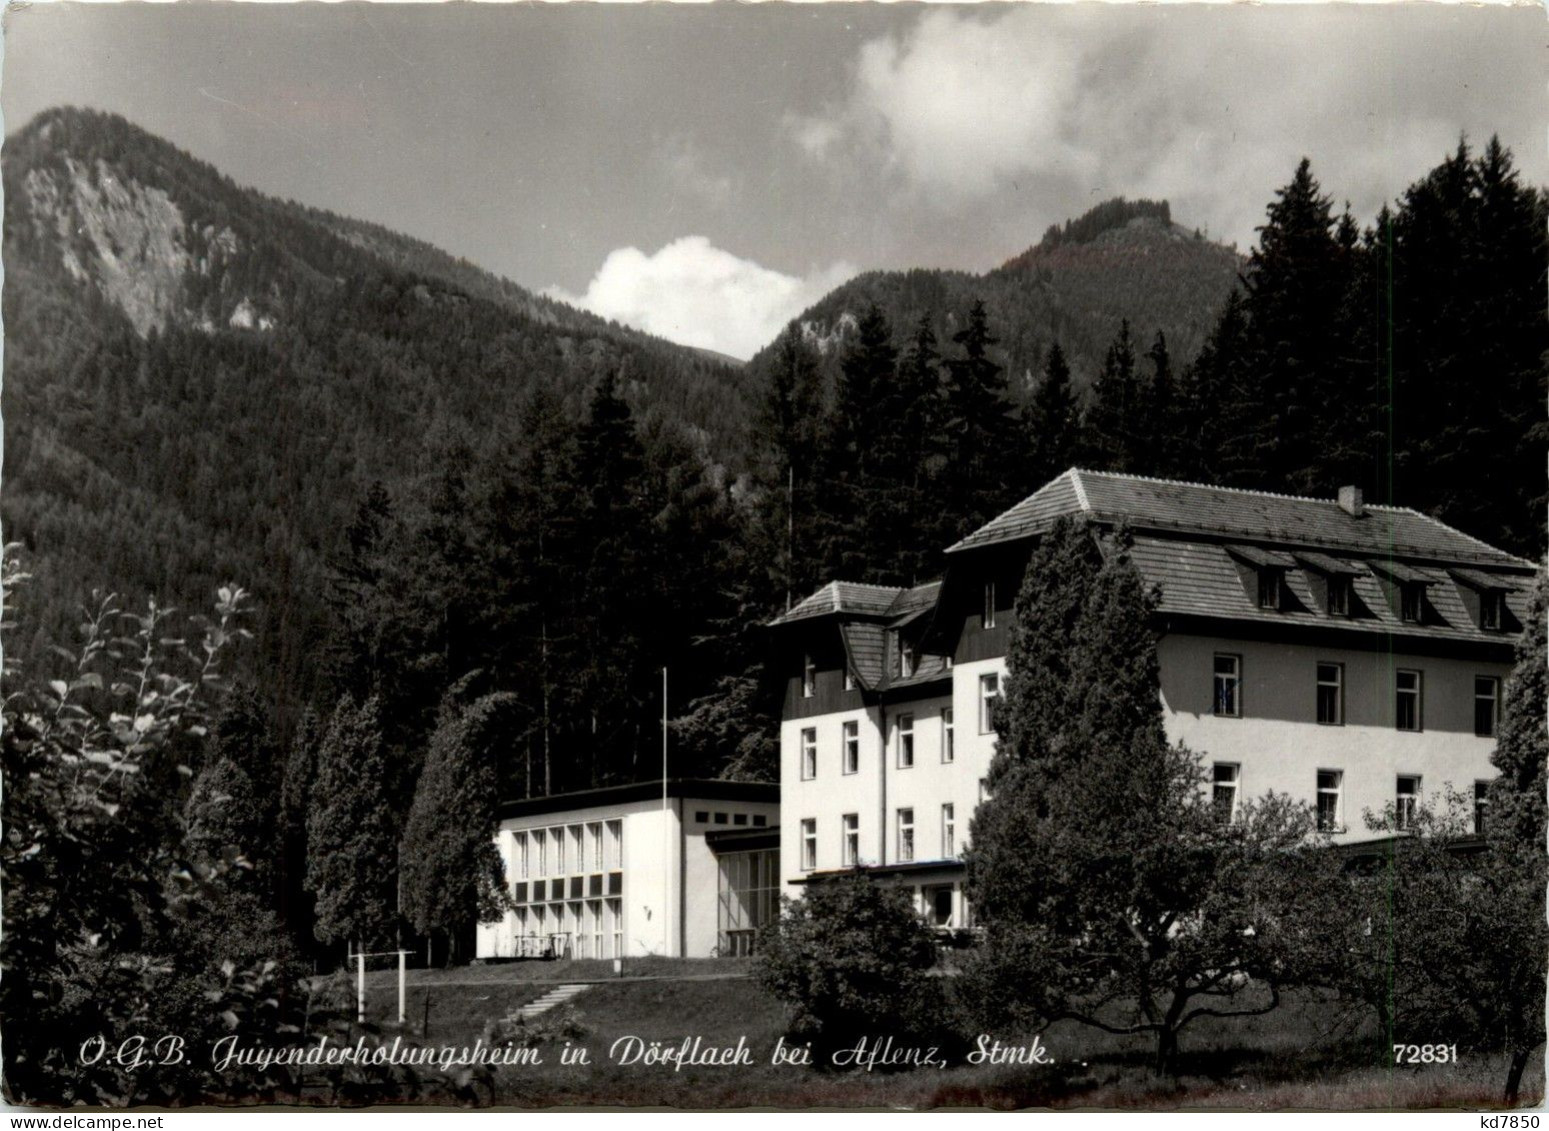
[476,793,778,959]
[774,630,1508,904]
[1160,634,1505,839]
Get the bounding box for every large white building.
[769,470,1534,927]
[475,779,778,960]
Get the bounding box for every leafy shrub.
[752,874,955,1064]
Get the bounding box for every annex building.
[475,779,778,960]
[768,469,1535,929]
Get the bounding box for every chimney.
[1338,485,1364,518]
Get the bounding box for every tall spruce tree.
[818,304,898,581]
[1230,158,1363,495]
[939,300,1015,544]
[1080,320,1141,472]
[1023,343,1079,492]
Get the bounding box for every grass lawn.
[343,962,1543,1110]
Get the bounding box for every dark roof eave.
[497,778,779,820]
[1156,611,1519,661]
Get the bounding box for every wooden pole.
[355,947,365,1024]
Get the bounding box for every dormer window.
[1481,590,1504,631]
[843,669,857,692]
[1328,576,1352,617]
[1400,583,1423,624]
[1258,570,1284,611]
[802,654,816,698]
[982,581,996,630]
[898,638,915,679]
[1448,568,1513,632]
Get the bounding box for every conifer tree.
[305,695,399,950]
[570,370,661,785]
[399,689,514,963]
[817,304,897,581]
[868,314,941,585]
[939,300,1015,543]
[1139,331,1177,477]
[1080,320,1140,472]
[1023,343,1078,491]
[965,521,1335,1075]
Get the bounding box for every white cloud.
[797,7,1527,250]
[548,236,853,361]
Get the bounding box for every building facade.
[771,470,1534,924]
[476,779,779,960]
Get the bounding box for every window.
[1212,763,1239,824]
[1474,781,1491,836]
[1316,662,1344,726]
[1328,576,1352,617]
[1482,591,1505,631]
[802,654,816,698]
[1396,669,1422,732]
[896,808,915,862]
[714,812,728,825]
[534,829,547,877]
[753,814,767,827]
[842,813,859,866]
[734,813,748,826]
[979,673,1000,733]
[842,720,859,775]
[800,819,816,871]
[606,819,622,870]
[1258,569,1283,610]
[897,713,915,768]
[517,832,530,878]
[589,823,603,871]
[1475,676,1500,738]
[801,727,817,779]
[898,638,915,678]
[982,582,996,629]
[554,826,566,875]
[1316,770,1343,833]
[1396,776,1420,831]
[695,811,709,824]
[941,803,956,858]
[1213,654,1242,718]
[1400,583,1423,624]
[978,777,989,804]
[941,708,955,763]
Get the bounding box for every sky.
[5,2,1545,360]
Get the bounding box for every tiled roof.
[1128,535,1532,644]
[771,579,942,628]
[1450,567,1513,591]
[771,580,906,625]
[834,584,949,691]
[1294,550,1365,576]
[949,469,1533,568]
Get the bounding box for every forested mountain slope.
[750,199,1244,398]
[2,107,753,714]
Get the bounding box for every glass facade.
[717,849,779,956]
[510,819,624,958]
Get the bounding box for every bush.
[752,873,955,1064]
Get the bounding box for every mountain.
[1,107,755,702]
[750,198,1243,396]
